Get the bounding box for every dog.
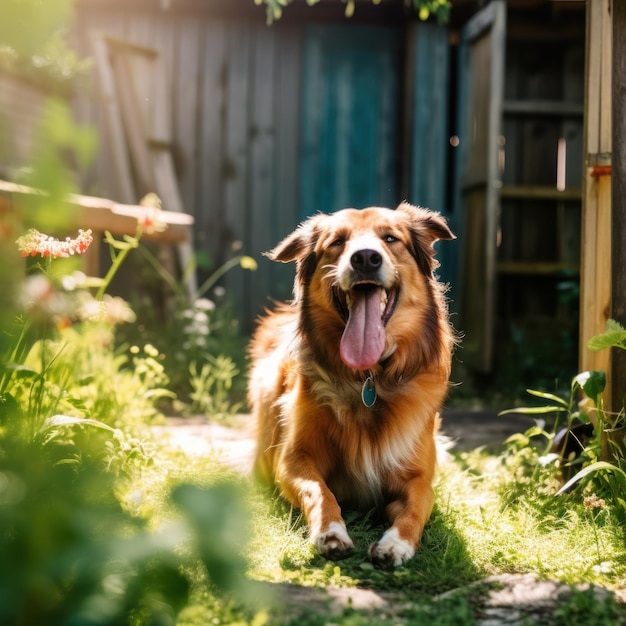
[248,202,455,568]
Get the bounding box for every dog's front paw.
[368,528,415,569]
[313,522,355,560]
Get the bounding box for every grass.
[131,428,626,625]
[2,232,623,623]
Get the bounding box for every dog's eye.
[383,234,399,243]
[330,237,345,247]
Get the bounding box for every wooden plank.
[334,50,351,209]
[249,25,276,320]
[376,37,399,208]
[561,44,584,271]
[79,12,127,199]
[592,173,612,396]
[223,22,252,311]
[406,21,454,291]
[579,0,612,388]
[271,23,303,304]
[456,0,506,372]
[124,17,158,122]
[126,12,155,53]
[599,0,613,152]
[463,0,500,41]
[147,50,197,290]
[503,100,584,116]
[612,0,626,414]
[408,22,450,213]
[196,21,227,266]
[92,34,136,203]
[109,45,157,194]
[580,167,606,374]
[562,60,585,193]
[300,29,323,219]
[500,186,582,201]
[585,0,602,156]
[173,17,202,221]
[496,262,579,276]
[96,34,158,58]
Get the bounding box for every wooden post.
[612,0,626,416]
[580,0,612,400]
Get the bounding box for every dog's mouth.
[334,282,399,371]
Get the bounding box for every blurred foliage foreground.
[1,177,258,625]
[1,45,258,626]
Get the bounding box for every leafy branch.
[256,0,451,24]
[587,319,626,353]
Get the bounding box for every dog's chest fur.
[294,361,431,508]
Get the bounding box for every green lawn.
[142,427,626,625]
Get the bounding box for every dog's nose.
[351,249,383,273]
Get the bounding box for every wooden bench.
[0,179,194,280]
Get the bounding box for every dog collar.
[361,372,377,407]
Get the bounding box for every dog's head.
[267,203,454,372]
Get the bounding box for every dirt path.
[152,407,534,470]
[151,415,256,473]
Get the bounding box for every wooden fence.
[72,4,303,328]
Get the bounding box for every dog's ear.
[267,216,323,303]
[266,215,322,263]
[395,202,455,243]
[395,202,455,276]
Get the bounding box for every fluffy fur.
[248,202,455,568]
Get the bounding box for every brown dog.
[248,203,455,568]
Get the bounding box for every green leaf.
[588,331,626,352]
[587,319,626,351]
[606,319,626,333]
[524,425,550,438]
[556,461,626,496]
[526,388,569,407]
[40,414,116,433]
[499,406,568,416]
[574,370,606,403]
[1,363,40,377]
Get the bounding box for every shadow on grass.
[274,501,483,598]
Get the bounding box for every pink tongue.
[340,287,385,370]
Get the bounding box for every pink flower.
[16,228,93,258]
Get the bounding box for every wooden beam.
[580,0,612,400]
[0,179,194,244]
[612,0,626,415]
[500,185,582,201]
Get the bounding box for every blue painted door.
[405,22,454,292]
[300,24,402,219]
